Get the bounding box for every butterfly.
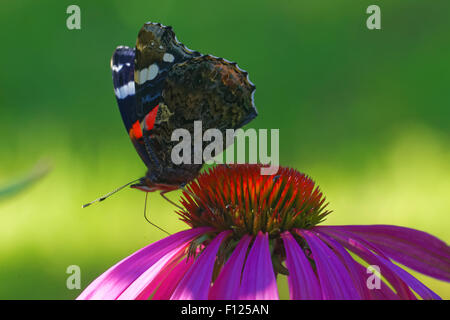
[83,22,257,207]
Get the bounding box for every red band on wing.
[129,105,159,140]
[130,120,143,139]
[144,104,159,131]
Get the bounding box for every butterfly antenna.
[144,192,171,235]
[82,178,142,208]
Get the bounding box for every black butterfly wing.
[134,22,201,119]
[111,46,138,131]
[111,23,258,189]
[132,23,203,179]
[111,45,153,167]
[110,24,201,179]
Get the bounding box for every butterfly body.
[111,22,257,193]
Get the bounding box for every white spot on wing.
[111,64,123,72]
[138,68,148,84]
[148,64,159,80]
[115,81,135,99]
[163,53,175,63]
[136,64,159,84]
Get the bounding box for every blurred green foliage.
[0,0,449,299]
[0,161,50,201]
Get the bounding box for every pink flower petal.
[282,231,322,300]
[238,232,279,300]
[296,229,361,299]
[314,230,392,300]
[316,225,450,281]
[170,231,231,300]
[117,243,188,300]
[324,228,441,299]
[352,262,398,300]
[378,255,441,300]
[209,235,252,300]
[152,257,195,300]
[318,227,432,299]
[77,227,211,300]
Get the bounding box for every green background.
[0,0,449,299]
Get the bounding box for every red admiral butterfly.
[83,22,257,207]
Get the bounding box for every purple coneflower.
[78,164,450,300]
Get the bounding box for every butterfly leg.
[178,184,215,214]
[142,134,164,178]
[143,192,171,235]
[159,189,184,210]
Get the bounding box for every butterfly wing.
[111,46,138,131]
[132,23,203,179]
[111,45,153,167]
[134,22,201,118]
[111,24,201,178]
[112,22,257,190]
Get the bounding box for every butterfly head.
[136,23,173,63]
